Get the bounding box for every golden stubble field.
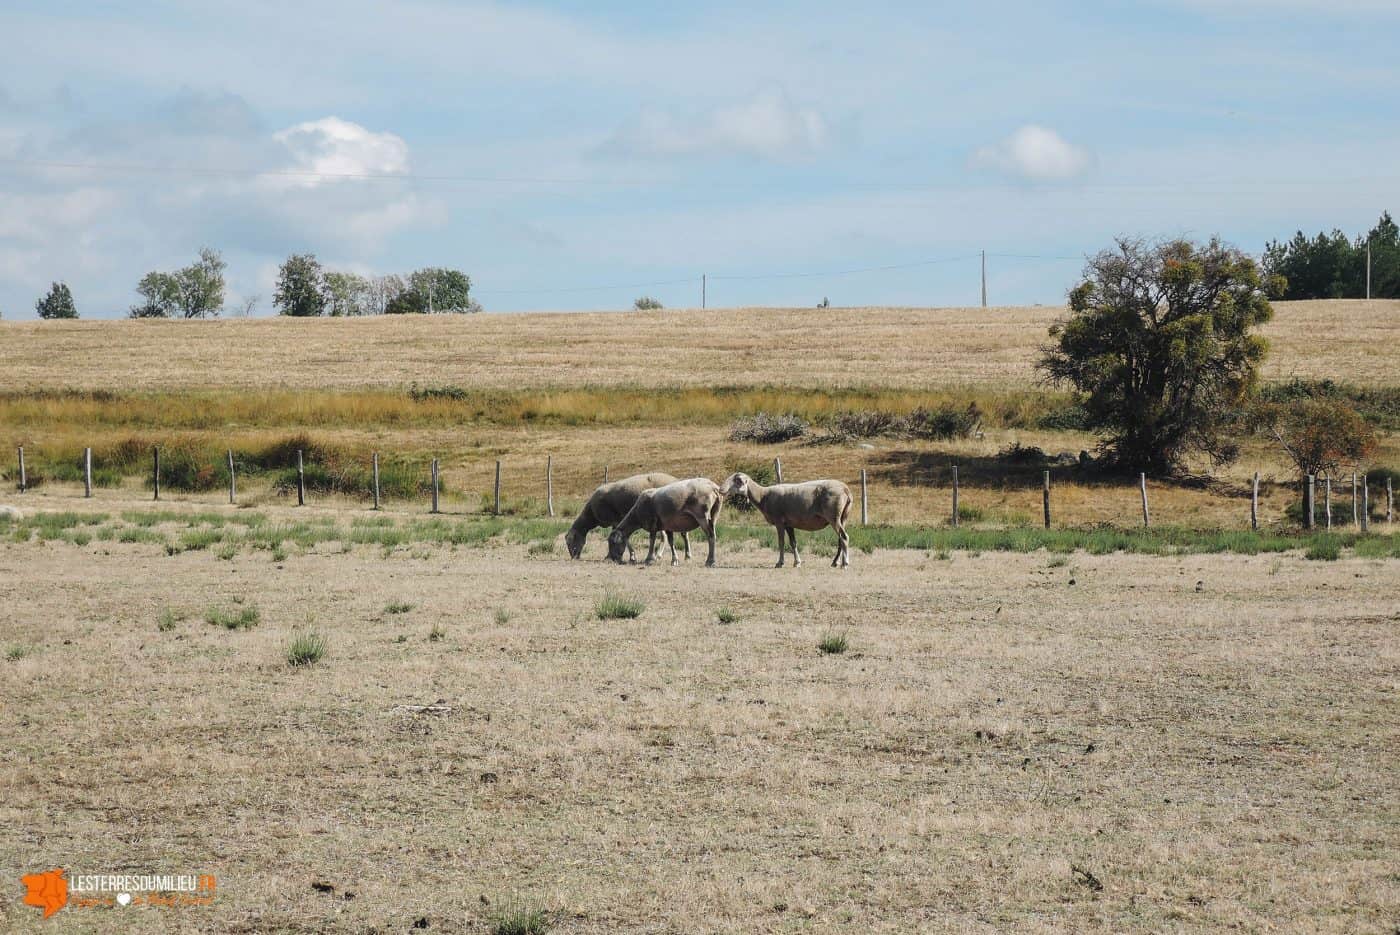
[0,505,1397,933]
[1,300,1397,392]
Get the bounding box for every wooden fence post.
[860,469,868,526]
[951,465,959,528]
[430,459,440,514]
[227,450,236,504]
[153,447,160,501]
[296,450,305,506]
[773,457,783,483]
[1250,471,1259,531]
[16,446,25,493]
[1042,471,1051,529]
[84,447,92,498]
[494,460,502,515]
[546,455,554,518]
[603,465,608,484]
[1361,476,1369,533]
[1324,477,1332,530]
[1388,477,1394,524]
[372,453,381,510]
[1139,472,1150,528]
[1352,472,1358,526]
[1304,475,1314,530]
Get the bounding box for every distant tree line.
[273,253,480,317]
[1263,211,1398,300]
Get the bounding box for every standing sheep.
[607,478,724,567]
[566,473,690,561]
[720,472,852,568]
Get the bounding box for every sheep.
[607,478,724,567]
[719,472,852,568]
[566,473,690,561]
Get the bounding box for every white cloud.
[971,125,1093,182]
[606,88,828,161]
[271,116,410,185]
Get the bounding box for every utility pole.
[1367,240,1372,300]
[980,251,987,308]
[702,274,706,310]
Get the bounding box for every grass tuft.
[715,607,739,624]
[5,645,30,661]
[157,608,179,632]
[205,604,261,630]
[596,590,645,620]
[818,631,850,655]
[384,601,415,615]
[286,631,328,667]
[488,899,553,935]
[494,607,513,625]
[428,623,446,642]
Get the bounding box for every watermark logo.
[20,869,216,918]
[21,868,68,918]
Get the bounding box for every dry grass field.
[1,300,1397,392]
[1,502,1397,933]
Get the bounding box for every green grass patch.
[596,589,644,620]
[716,607,739,624]
[286,631,328,667]
[205,604,261,630]
[818,631,849,655]
[384,601,415,615]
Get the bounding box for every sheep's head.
[564,527,585,559]
[720,472,750,497]
[605,528,629,563]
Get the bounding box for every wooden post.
[951,465,959,528]
[1388,477,1394,524]
[773,456,783,484]
[153,447,160,501]
[16,447,25,493]
[430,459,440,514]
[227,450,236,504]
[546,455,554,518]
[1360,476,1369,533]
[83,447,92,498]
[494,460,502,515]
[1042,471,1051,529]
[1250,471,1259,531]
[372,453,381,510]
[603,465,608,483]
[1304,475,1314,530]
[860,469,868,526]
[1324,477,1332,530]
[1351,472,1359,526]
[296,449,305,506]
[1139,472,1150,528]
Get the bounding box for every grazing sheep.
[720,472,852,568]
[566,473,690,561]
[0,505,22,521]
[608,478,724,567]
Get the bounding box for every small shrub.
[715,607,738,624]
[818,631,849,655]
[1304,539,1342,561]
[728,412,809,444]
[157,608,179,632]
[384,601,415,615]
[828,409,898,438]
[271,546,288,562]
[596,590,644,620]
[5,645,29,661]
[205,604,261,630]
[903,403,982,440]
[494,608,513,625]
[286,631,327,667]
[633,296,663,310]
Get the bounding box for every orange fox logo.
[21,868,69,918]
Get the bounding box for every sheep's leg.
[703,519,717,567]
[774,524,786,567]
[681,532,691,560]
[788,527,801,567]
[834,522,850,567]
[666,530,679,565]
[644,530,658,564]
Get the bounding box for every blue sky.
[2,0,1398,318]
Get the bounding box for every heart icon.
[116,893,132,906]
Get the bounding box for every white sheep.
[720,472,852,568]
[607,478,724,567]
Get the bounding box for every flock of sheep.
[565,472,853,568]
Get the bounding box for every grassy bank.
[4,509,1396,561]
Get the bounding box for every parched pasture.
[0,499,1397,933]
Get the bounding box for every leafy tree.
[634,296,663,310]
[274,254,328,317]
[366,275,406,315]
[387,267,477,313]
[35,282,78,319]
[1263,211,1400,299]
[129,248,226,318]
[1257,399,1378,479]
[323,271,372,317]
[1039,237,1273,474]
